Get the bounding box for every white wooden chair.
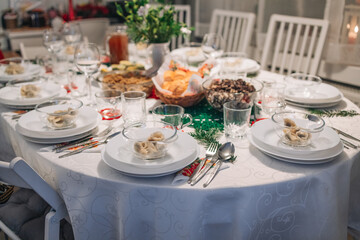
[0,157,69,240]
[171,5,191,50]
[260,14,329,75]
[19,42,49,60]
[209,9,255,53]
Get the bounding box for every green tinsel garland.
[309,109,359,118]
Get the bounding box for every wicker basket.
[155,89,204,107]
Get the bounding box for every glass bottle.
[107,26,129,64]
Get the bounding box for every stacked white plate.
[102,131,199,177]
[171,47,206,66]
[0,63,44,83]
[215,57,261,74]
[16,107,101,144]
[285,83,343,108]
[248,119,343,164]
[0,82,64,109]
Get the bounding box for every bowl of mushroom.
[122,121,178,159]
[35,97,83,130]
[271,111,325,147]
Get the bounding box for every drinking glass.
[223,101,252,139]
[201,33,225,59]
[74,43,101,106]
[122,91,146,127]
[62,23,82,45]
[67,71,87,98]
[152,104,193,130]
[95,90,122,124]
[43,29,64,54]
[261,82,287,116]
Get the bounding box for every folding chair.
[0,157,70,240]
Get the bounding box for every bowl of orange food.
[153,59,214,107]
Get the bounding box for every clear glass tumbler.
[122,91,146,127]
[223,101,253,139]
[261,82,286,116]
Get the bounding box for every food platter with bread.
[153,58,216,107]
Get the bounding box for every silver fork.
[187,142,218,184]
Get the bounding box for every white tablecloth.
[0,71,360,240]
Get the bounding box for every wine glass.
[43,29,64,54]
[74,43,101,106]
[62,23,83,45]
[201,33,225,59]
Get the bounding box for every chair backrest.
[71,18,110,47]
[209,9,255,53]
[0,157,68,240]
[260,14,329,75]
[19,42,49,60]
[171,5,191,50]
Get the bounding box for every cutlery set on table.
[187,142,235,188]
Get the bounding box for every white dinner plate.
[22,127,98,144]
[0,82,62,106]
[171,47,206,65]
[0,64,44,82]
[285,97,343,108]
[251,119,340,156]
[285,83,343,104]
[16,106,101,139]
[248,135,343,164]
[102,131,199,176]
[215,57,261,74]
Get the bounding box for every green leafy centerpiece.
[116,0,191,66]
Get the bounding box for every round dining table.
[0,70,360,240]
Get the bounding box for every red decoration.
[68,0,75,21]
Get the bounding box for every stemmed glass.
[74,43,101,106]
[43,29,64,54]
[201,33,225,59]
[43,29,66,82]
[62,23,82,45]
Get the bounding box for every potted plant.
[116,0,191,67]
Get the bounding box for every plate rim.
[16,107,101,139]
[248,134,343,163]
[285,83,343,104]
[0,82,62,106]
[250,119,340,156]
[102,132,199,175]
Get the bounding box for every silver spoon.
[190,142,235,186]
[203,142,235,188]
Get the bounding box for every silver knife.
[332,127,360,143]
[187,158,207,184]
[203,160,222,188]
[58,142,99,158]
[55,138,99,153]
[340,138,358,149]
[190,152,219,186]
